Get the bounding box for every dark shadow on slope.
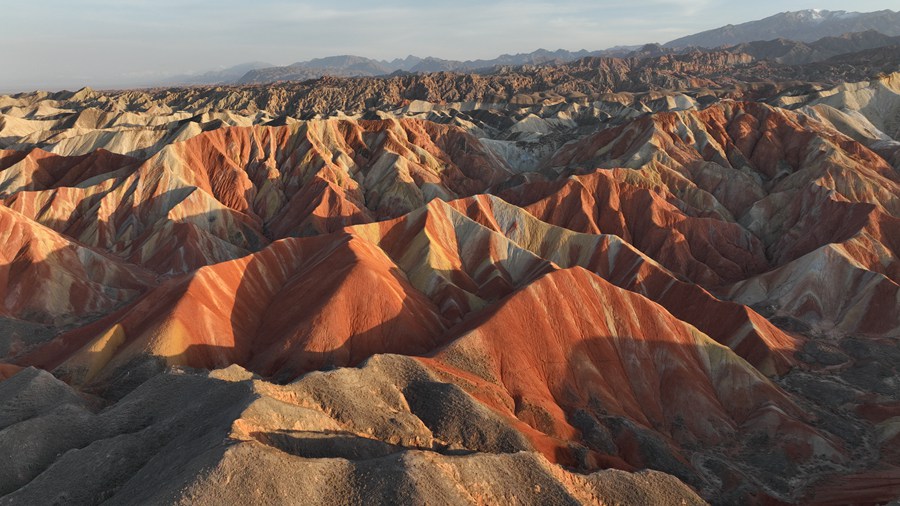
[264,175,374,238]
[557,332,900,505]
[0,215,156,365]
[0,148,140,197]
[380,262,893,505]
[249,430,406,460]
[4,244,896,505]
[4,187,267,276]
[18,228,446,389]
[221,230,449,382]
[0,365,257,502]
[0,179,284,367]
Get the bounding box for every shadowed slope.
[507,102,900,336]
[26,233,446,384]
[3,119,512,275]
[499,169,769,286]
[0,362,706,505]
[424,267,845,501]
[16,192,803,385]
[446,194,801,374]
[0,148,139,195]
[0,205,153,329]
[545,101,900,265]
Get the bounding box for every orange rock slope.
[3,118,512,274]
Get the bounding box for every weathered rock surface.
[0,61,899,505]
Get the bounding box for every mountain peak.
[667,8,900,48]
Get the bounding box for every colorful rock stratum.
[0,56,899,506]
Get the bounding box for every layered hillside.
[0,62,899,505]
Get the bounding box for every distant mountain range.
[153,62,274,87]
[144,8,900,88]
[725,30,900,65]
[235,49,635,85]
[667,9,900,48]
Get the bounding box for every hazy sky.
[3,0,898,91]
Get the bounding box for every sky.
[2,0,899,92]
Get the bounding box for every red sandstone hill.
[426,267,841,493]
[0,148,139,195]
[528,102,900,338]
[0,205,153,329]
[13,220,841,500]
[3,119,512,275]
[5,194,840,502]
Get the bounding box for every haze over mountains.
[23,8,894,91]
[164,61,274,86]
[234,50,620,85]
[209,8,900,87]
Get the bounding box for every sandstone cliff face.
[0,66,899,505]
